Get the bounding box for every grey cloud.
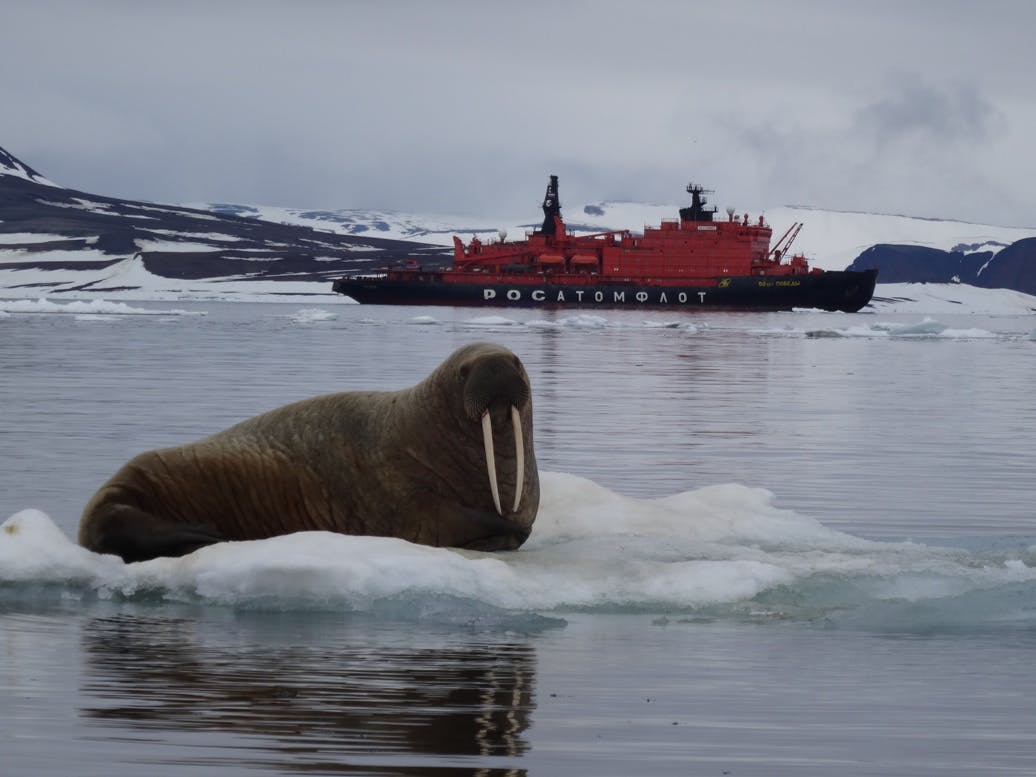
[856,77,1004,145]
[2,1,1035,225]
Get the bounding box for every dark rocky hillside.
[0,145,448,294]
[849,239,1036,295]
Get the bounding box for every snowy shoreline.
[1,280,1035,316]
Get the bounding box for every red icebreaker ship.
[333,175,877,312]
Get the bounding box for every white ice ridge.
[3,473,1034,622]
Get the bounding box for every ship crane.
[769,222,803,262]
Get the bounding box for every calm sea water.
[2,300,1035,775]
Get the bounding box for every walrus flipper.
[84,503,224,563]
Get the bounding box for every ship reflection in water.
[79,613,535,775]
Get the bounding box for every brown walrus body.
[78,342,538,562]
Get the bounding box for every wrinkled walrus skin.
[78,342,539,562]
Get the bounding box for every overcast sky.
[4,0,1034,225]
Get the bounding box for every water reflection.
[79,614,534,775]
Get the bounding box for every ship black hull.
[333,269,878,313]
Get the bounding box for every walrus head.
[461,348,531,518]
[417,342,539,551]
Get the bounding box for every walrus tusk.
[511,405,524,513]
[482,410,503,515]
[481,406,525,516]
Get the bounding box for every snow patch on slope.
[216,200,1036,275]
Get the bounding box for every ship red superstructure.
[333,176,877,312]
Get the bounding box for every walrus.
[78,342,538,563]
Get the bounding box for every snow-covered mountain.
[0,145,448,300]
[3,145,1036,311]
[214,199,1036,275]
[0,146,60,188]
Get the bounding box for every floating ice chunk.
[556,314,609,328]
[0,298,201,316]
[889,318,948,336]
[4,475,1036,624]
[524,319,562,328]
[288,308,338,323]
[463,315,520,327]
[889,318,997,339]
[0,509,123,581]
[940,327,997,339]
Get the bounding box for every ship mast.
[538,174,561,235]
[679,183,717,222]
